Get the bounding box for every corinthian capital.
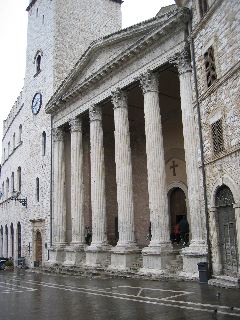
[69,117,82,132]
[170,47,192,75]
[111,88,128,109]
[89,105,102,122]
[139,70,159,94]
[53,127,64,142]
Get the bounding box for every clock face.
[32,93,42,115]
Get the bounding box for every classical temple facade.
[0,0,239,287]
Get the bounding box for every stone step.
[209,276,240,289]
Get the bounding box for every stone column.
[65,117,85,265]
[51,127,67,263]
[110,89,139,270]
[85,105,110,267]
[139,70,172,274]
[233,202,240,277]
[177,49,207,276]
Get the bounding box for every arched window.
[42,131,46,156]
[17,167,21,193]
[3,148,6,161]
[36,177,40,202]
[11,172,15,193]
[8,142,10,157]
[5,225,8,258]
[6,178,9,197]
[17,222,21,258]
[19,124,22,143]
[36,55,41,73]
[13,133,16,149]
[42,15,45,24]
[1,182,4,199]
[36,8,39,18]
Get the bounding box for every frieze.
[139,70,159,94]
[111,88,128,109]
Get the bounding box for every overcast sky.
[0,0,175,157]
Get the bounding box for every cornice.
[46,7,190,115]
[26,0,38,12]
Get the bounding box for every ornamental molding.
[52,127,65,142]
[139,70,159,94]
[111,88,128,109]
[46,7,190,115]
[89,105,102,122]
[69,117,82,132]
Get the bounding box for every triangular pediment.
[46,5,189,113]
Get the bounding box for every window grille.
[204,46,217,87]
[211,119,224,154]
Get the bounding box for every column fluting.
[69,117,85,247]
[89,106,108,247]
[140,70,171,247]
[112,89,137,248]
[53,127,67,246]
[177,51,207,249]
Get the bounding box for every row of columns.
[52,53,207,273]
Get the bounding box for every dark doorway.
[216,186,238,276]
[17,222,21,258]
[169,187,187,231]
[10,223,14,258]
[35,230,42,266]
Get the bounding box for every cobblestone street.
[0,271,239,320]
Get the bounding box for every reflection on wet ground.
[0,271,239,320]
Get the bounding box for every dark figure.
[85,226,92,245]
[179,215,189,245]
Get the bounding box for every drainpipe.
[50,115,53,248]
[188,14,213,276]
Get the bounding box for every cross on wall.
[170,160,178,176]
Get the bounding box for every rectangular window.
[204,46,217,88]
[211,119,224,154]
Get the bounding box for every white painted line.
[117,285,193,294]
[10,279,240,317]
[0,281,37,292]
[163,293,191,300]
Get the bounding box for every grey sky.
[0,0,175,158]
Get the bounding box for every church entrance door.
[169,187,187,238]
[35,230,42,266]
[216,186,238,277]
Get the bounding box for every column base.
[47,244,67,265]
[179,240,208,279]
[64,244,86,266]
[139,242,173,275]
[85,243,111,267]
[109,244,141,271]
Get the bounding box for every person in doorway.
[179,215,189,246]
[85,226,92,245]
[173,223,180,244]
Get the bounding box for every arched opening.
[42,131,46,156]
[0,226,3,257]
[215,185,238,276]
[36,55,41,73]
[17,167,21,192]
[35,230,42,266]
[10,223,14,258]
[169,187,188,245]
[17,222,21,258]
[5,225,8,258]
[19,124,22,143]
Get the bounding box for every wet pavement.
[0,270,239,320]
